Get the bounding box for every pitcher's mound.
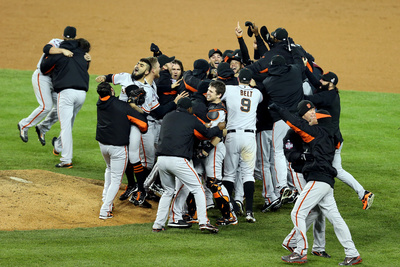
[0,170,157,231]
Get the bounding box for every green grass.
[1,69,399,266]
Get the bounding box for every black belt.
[227,129,255,134]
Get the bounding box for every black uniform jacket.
[96,96,148,146]
[262,49,305,122]
[305,70,343,147]
[40,40,89,93]
[277,108,337,188]
[156,107,223,160]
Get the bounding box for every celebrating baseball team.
[18,22,376,265]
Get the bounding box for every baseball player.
[269,103,362,266]
[207,48,223,80]
[41,38,91,168]
[96,57,185,207]
[262,46,306,202]
[18,26,77,146]
[152,97,224,233]
[96,82,148,219]
[282,100,330,259]
[305,71,374,209]
[194,80,237,226]
[221,68,263,223]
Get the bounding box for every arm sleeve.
[150,101,177,119]
[193,118,223,140]
[255,35,268,56]
[40,55,58,75]
[276,108,318,143]
[305,90,337,107]
[237,37,251,66]
[127,110,148,133]
[43,44,53,55]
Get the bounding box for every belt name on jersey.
[240,90,253,97]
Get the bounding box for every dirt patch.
[0,170,157,231]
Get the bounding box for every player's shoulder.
[48,38,63,47]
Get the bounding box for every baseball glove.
[126,85,146,105]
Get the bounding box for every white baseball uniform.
[19,39,62,135]
[222,84,263,184]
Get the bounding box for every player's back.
[222,85,263,131]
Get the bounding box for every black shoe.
[149,183,164,197]
[235,200,243,216]
[55,162,73,168]
[215,216,238,226]
[182,213,199,224]
[287,189,299,204]
[280,187,293,204]
[312,251,331,258]
[130,191,152,208]
[152,226,165,233]
[245,211,256,223]
[261,198,281,212]
[52,137,60,156]
[18,123,28,142]
[35,126,46,146]
[167,220,192,228]
[339,256,362,266]
[281,252,307,264]
[119,185,137,201]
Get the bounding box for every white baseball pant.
[153,156,210,229]
[99,143,128,217]
[53,89,86,164]
[291,180,359,258]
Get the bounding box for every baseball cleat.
[167,220,192,228]
[152,226,165,233]
[312,251,331,258]
[199,223,219,234]
[362,191,374,210]
[55,162,73,168]
[99,212,113,220]
[130,191,152,208]
[281,252,307,264]
[338,255,362,266]
[235,200,244,216]
[287,189,299,204]
[183,213,199,224]
[261,198,282,213]
[18,123,28,142]
[119,185,138,201]
[215,216,238,226]
[35,126,46,146]
[245,211,256,223]
[52,137,60,156]
[282,244,295,253]
[280,187,293,204]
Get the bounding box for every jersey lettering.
[240,90,253,97]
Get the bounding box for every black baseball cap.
[63,26,76,39]
[238,68,253,83]
[177,97,192,109]
[193,59,210,76]
[208,48,223,58]
[321,72,339,85]
[271,27,288,40]
[297,100,315,117]
[157,55,175,67]
[270,55,286,66]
